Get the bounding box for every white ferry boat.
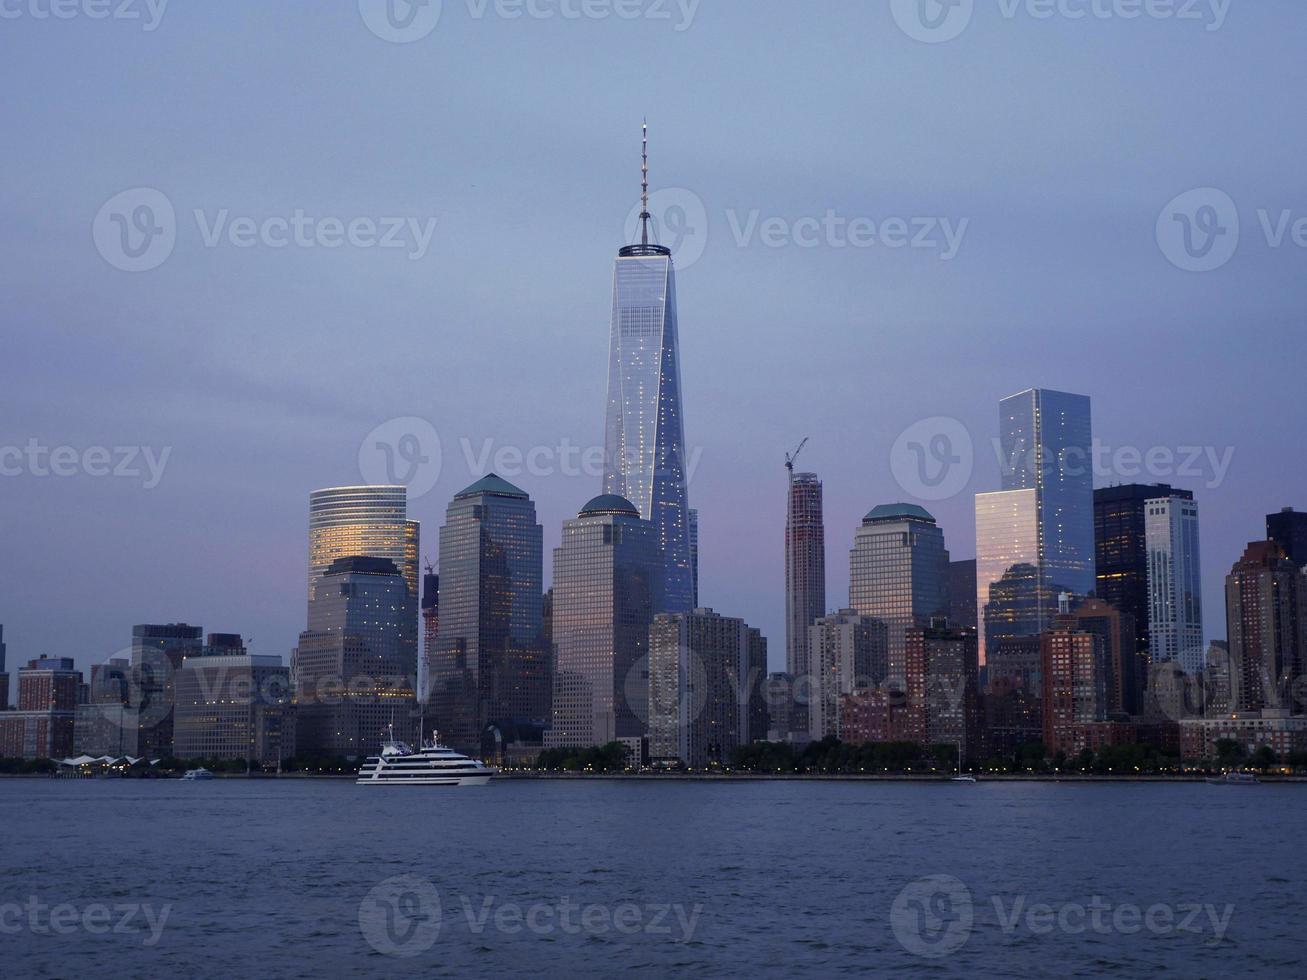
[356,728,497,786]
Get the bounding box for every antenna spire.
[640,117,650,246]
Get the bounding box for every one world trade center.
[602,123,694,614]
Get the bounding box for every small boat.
[357,727,497,786]
[182,768,215,781]
[951,740,977,782]
[1206,771,1259,785]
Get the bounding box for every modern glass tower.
[849,503,949,685]
[602,124,693,614]
[547,494,664,749]
[977,389,1094,664]
[307,485,419,675]
[786,472,826,694]
[998,388,1095,597]
[433,474,545,754]
[1145,493,1204,673]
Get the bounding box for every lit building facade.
[648,608,766,768]
[547,495,663,749]
[1145,493,1204,673]
[0,657,83,759]
[1095,484,1191,668]
[807,610,888,740]
[1225,542,1307,712]
[307,485,418,675]
[849,503,949,686]
[785,472,826,717]
[1267,507,1307,568]
[293,556,415,757]
[602,237,693,615]
[432,474,546,754]
[979,389,1094,664]
[904,623,980,763]
[1041,624,1108,753]
[174,651,294,765]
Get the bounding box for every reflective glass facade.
[975,489,1042,664]
[433,475,545,753]
[1145,495,1204,673]
[998,388,1095,599]
[848,504,948,684]
[307,486,418,675]
[547,500,664,749]
[786,473,826,687]
[603,250,693,614]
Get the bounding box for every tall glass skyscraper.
[1145,494,1204,673]
[849,503,949,686]
[547,494,664,749]
[977,389,1094,664]
[307,485,419,674]
[602,128,693,614]
[433,474,545,754]
[786,472,826,701]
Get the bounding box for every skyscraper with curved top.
[602,123,692,614]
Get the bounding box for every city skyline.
[5,5,1307,680]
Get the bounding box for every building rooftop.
[579,494,639,518]
[863,503,936,524]
[454,473,528,500]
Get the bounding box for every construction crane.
[785,437,809,478]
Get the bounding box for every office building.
[1145,493,1204,673]
[948,559,977,631]
[1095,484,1193,667]
[307,485,419,675]
[786,471,825,735]
[1041,621,1108,753]
[601,127,694,614]
[978,389,1094,664]
[174,646,294,765]
[1225,542,1307,712]
[0,657,83,759]
[849,503,949,686]
[904,623,980,763]
[547,495,664,749]
[293,556,416,757]
[431,474,546,754]
[1267,507,1307,568]
[807,610,888,739]
[130,622,204,759]
[648,608,767,768]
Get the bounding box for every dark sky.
[3,1,1304,678]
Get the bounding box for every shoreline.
[7,772,1306,783]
